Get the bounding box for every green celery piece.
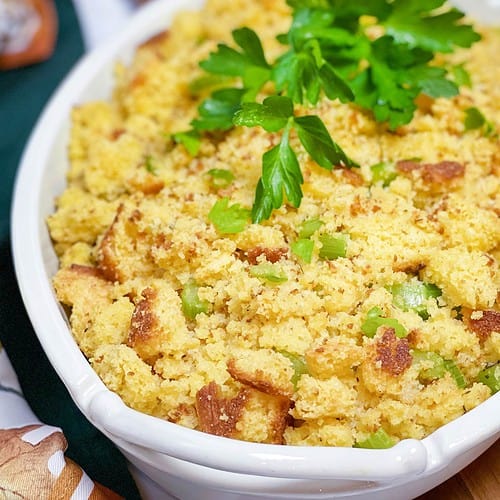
[318,233,347,260]
[477,364,500,394]
[443,359,467,389]
[298,218,324,239]
[370,161,397,186]
[249,263,288,283]
[388,281,442,320]
[412,350,447,381]
[279,350,309,388]
[412,350,467,388]
[144,156,157,175]
[354,428,395,449]
[181,281,209,320]
[208,197,251,234]
[206,169,235,188]
[361,306,407,338]
[291,238,315,263]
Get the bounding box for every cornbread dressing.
[49,0,500,446]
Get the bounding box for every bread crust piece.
[245,246,289,265]
[464,309,500,342]
[196,381,250,438]
[375,328,412,377]
[396,160,465,185]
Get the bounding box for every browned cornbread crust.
[49,0,499,446]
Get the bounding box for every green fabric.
[0,2,140,498]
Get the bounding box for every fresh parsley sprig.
[174,0,480,223]
[233,95,356,221]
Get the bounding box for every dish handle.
[88,391,429,481]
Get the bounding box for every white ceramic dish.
[11,1,500,498]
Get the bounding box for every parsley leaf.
[200,27,271,91]
[464,107,497,137]
[294,115,357,169]
[188,74,233,96]
[208,197,251,233]
[172,130,201,156]
[192,88,246,131]
[450,63,472,88]
[174,0,481,221]
[403,65,458,99]
[233,96,294,132]
[383,0,481,53]
[251,179,275,224]
[254,125,303,223]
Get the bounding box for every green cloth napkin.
[0,2,140,498]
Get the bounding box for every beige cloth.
[0,348,122,500]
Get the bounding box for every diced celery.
[412,350,446,381]
[298,218,324,239]
[250,263,287,283]
[291,238,314,263]
[412,350,467,388]
[206,168,235,188]
[388,281,441,320]
[370,161,397,186]
[354,428,395,449]
[443,359,467,389]
[318,233,347,260]
[279,350,309,388]
[181,281,209,320]
[145,155,157,175]
[361,306,407,338]
[477,364,500,394]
